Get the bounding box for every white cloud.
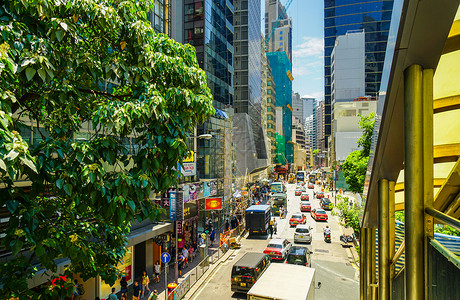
[293,37,324,58]
[302,91,324,101]
[292,66,310,77]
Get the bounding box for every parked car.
[289,213,306,226]
[300,192,309,201]
[293,225,312,244]
[307,184,314,189]
[320,199,332,210]
[286,246,312,267]
[300,201,311,212]
[263,238,292,261]
[316,191,325,199]
[311,208,328,221]
[295,188,302,196]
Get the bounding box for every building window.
[280,36,283,40]
[280,42,283,46]
[280,31,283,35]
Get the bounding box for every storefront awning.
[127,222,173,247]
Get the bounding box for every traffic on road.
[187,176,359,300]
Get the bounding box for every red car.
[300,192,309,201]
[300,201,311,212]
[308,184,314,189]
[311,208,328,221]
[316,192,325,199]
[295,189,302,196]
[289,213,306,226]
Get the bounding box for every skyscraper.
[233,0,269,174]
[323,0,394,152]
[265,0,293,61]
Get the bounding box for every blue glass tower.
[267,51,293,164]
[323,0,394,149]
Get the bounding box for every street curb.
[182,248,236,300]
[335,216,360,271]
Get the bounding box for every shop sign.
[178,162,196,177]
[172,275,191,300]
[204,181,211,197]
[210,181,217,196]
[177,220,183,234]
[196,182,204,199]
[183,185,190,203]
[241,190,248,196]
[176,191,184,221]
[184,151,194,162]
[184,201,198,220]
[189,184,197,201]
[205,197,223,210]
[169,191,176,221]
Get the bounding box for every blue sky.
[262,0,324,101]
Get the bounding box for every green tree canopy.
[0,0,214,298]
[357,112,375,157]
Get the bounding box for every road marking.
[314,263,359,284]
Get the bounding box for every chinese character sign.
[205,198,223,210]
[169,191,176,221]
[176,191,184,221]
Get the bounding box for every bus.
[270,182,286,194]
[245,205,272,235]
[296,171,306,183]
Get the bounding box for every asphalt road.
[187,182,359,300]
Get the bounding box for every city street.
[185,183,359,300]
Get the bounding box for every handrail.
[391,240,405,267]
[425,207,460,231]
[430,238,460,269]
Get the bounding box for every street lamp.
[174,133,212,283]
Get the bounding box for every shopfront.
[99,247,133,298]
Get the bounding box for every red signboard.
[205,198,223,210]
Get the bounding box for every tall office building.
[323,0,394,153]
[233,0,269,175]
[302,97,315,123]
[264,0,293,61]
[267,51,293,164]
[292,93,303,127]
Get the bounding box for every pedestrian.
[268,223,273,238]
[199,234,204,246]
[210,228,216,246]
[120,276,128,298]
[273,218,277,234]
[154,261,160,283]
[132,280,141,300]
[141,271,151,297]
[177,253,185,276]
[107,287,117,300]
[182,247,189,267]
[148,290,158,300]
[225,219,230,232]
[189,244,195,261]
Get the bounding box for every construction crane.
[264,0,294,49]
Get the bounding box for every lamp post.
[174,133,212,283]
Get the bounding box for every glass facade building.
[323,0,394,149]
[184,0,234,108]
[147,0,169,34]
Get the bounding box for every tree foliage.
[333,195,361,234]
[342,150,368,193]
[0,0,214,298]
[342,113,375,193]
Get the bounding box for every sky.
[262,0,325,101]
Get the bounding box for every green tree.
[357,112,376,157]
[333,195,361,234]
[0,1,214,298]
[342,150,368,193]
[342,113,375,193]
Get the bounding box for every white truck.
[247,263,317,300]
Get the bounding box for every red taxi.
[316,191,325,199]
[311,208,328,221]
[289,213,306,226]
[300,201,311,212]
[263,238,292,261]
[307,184,314,189]
[295,188,302,196]
[300,192,309,201]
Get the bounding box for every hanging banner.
[204,182,211,197]
[189,184,197,201]
[177,220,183,235]
[176,191,184,221]
[183,185,190,203]
[169,191,176,221]
[210,180,217,196]
[205,197,223,210]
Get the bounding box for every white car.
[263,238,292,261]
[294,224,312,244]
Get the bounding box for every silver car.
[294,224,312,244]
